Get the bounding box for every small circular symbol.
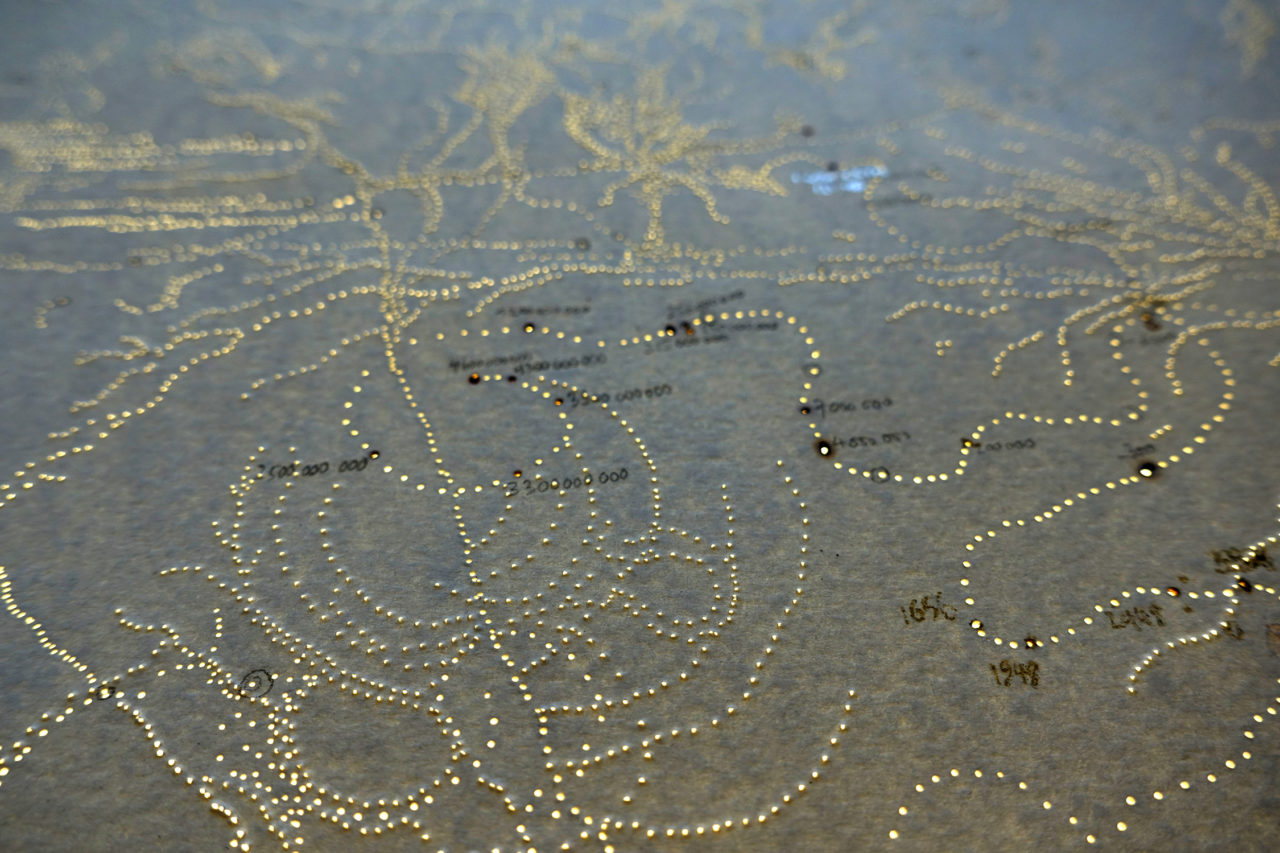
[239,669,274,697]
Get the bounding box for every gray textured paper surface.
[1,1,1278,850]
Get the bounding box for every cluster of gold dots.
[0,7,1277,850]
[21,297,836,849]
[951,335,1239,648]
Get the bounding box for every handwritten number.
[990,659,1040,689]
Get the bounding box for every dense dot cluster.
[0,1,1277,851]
